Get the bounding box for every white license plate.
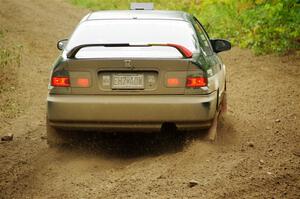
[112,74,144,89]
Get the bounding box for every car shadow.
[54,116,235,159]
[58,128,207,159]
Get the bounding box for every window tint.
[193,19,213,55]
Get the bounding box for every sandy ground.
[0,0,299,198]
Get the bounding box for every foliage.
[199,0,300,54]
[69,0,300,55]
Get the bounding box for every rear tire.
[46,119,68,147]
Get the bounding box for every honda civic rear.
[46,9,230,146]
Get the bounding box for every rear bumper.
[47,93,218,131]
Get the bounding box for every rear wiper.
[67,43,193,59]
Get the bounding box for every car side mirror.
[57,39,68,51]
[210,39,231,53]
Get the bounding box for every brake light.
[77,78,89,87]
[51,77,70,87]
[186,77,207,87]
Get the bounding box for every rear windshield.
[66,20,200,58]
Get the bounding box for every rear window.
[66,20,200,58]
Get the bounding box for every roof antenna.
[130,3,154,10]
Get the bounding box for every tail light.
[51,76,70,87]
[186,77,207,88]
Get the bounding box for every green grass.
[0,31,22,118]
[0,31,22,92]
[69,0,192,10]
[69,0,300,55]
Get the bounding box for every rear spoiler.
[66,43,193,59]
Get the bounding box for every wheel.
[46,119,69,147]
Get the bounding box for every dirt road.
[0,0,299,198]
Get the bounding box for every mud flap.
[220,92,227,114]
[205,110,219,142]
[205,92,227,142]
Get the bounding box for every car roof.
[86,10,192,22]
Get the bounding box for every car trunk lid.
[65,58,190,95]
